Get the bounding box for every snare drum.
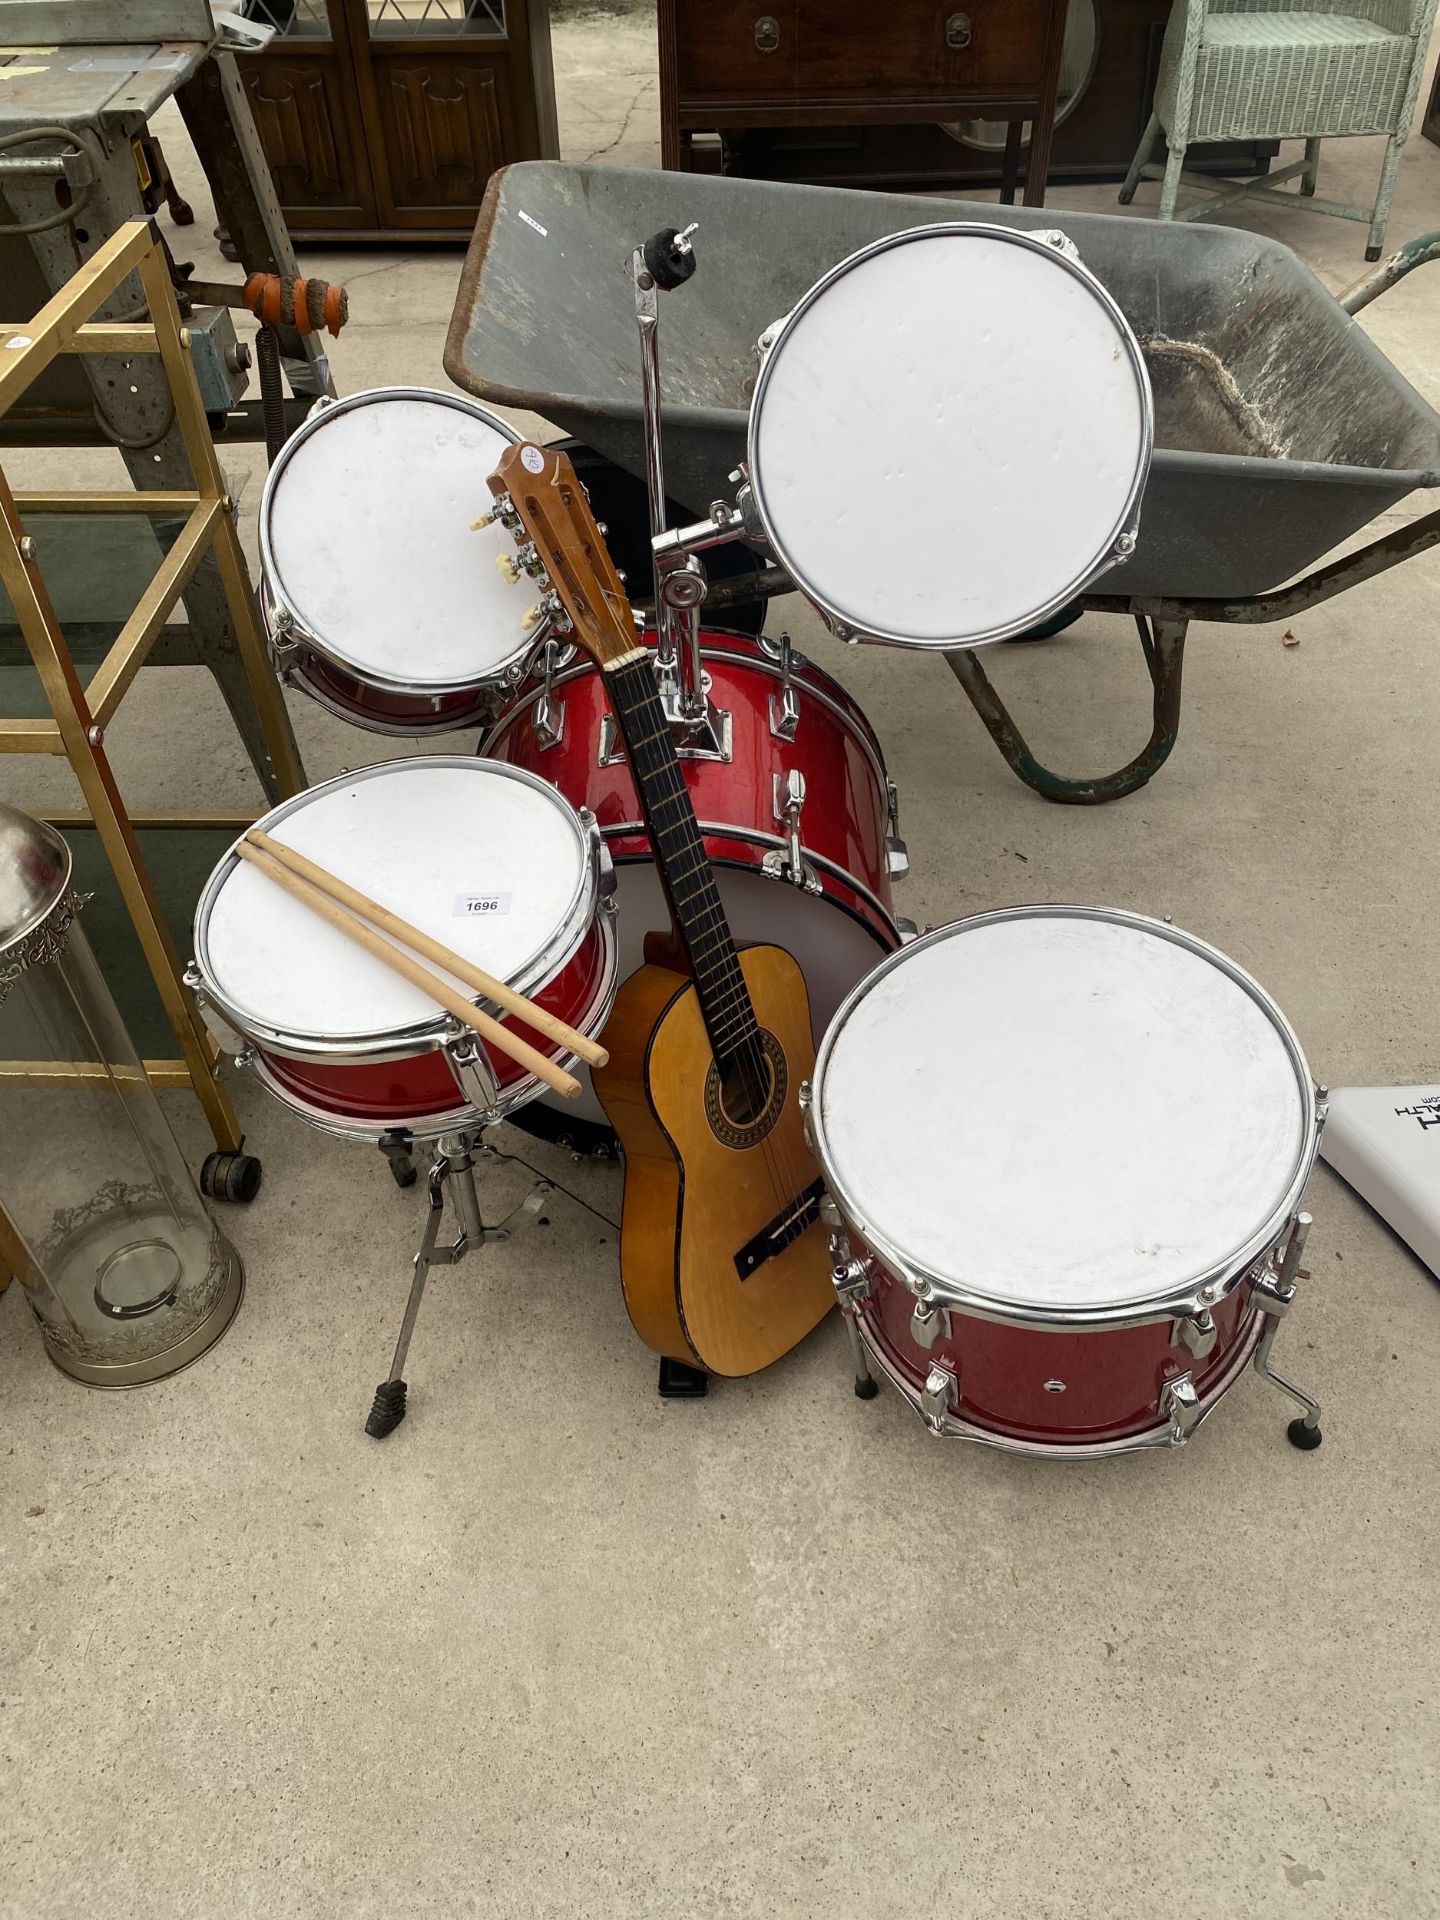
[259,388,543,733]
[747,223,1153,649]
[482,629,907,1130]
[806,907,1323,1456]
[188,759,617,1141]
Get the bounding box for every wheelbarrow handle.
[1338,231,1440,316]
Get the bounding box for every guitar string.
[519,482,808,1229]
[619,661,805,1205]
[615,662,796,1214]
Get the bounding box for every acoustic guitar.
[488,442,834,1377]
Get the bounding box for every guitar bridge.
[734,1177,825,1280]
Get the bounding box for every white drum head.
[197,759,588,1043]
[748,226,1152,648]
[260,389,541,689]
[813,909,1313,1316]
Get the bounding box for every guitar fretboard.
[605,656,759,1066]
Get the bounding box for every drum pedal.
[658,1356,709,1398]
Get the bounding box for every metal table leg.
[946,616,1188,805]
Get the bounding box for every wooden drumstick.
[246,829,608,1070]
[234,841,583,1101]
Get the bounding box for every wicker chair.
[1119,0,1440,258]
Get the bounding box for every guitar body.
[595,944,835,1376]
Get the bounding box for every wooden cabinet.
[716,0,1279,192]
[659,0,1071,203]
[234,0,557,243]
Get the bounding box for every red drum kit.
[191,216,1324,1453]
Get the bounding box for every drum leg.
[841,1309,879,1400]
[1253,1324,1323,1450]
[1251,1211,1323,1450]
[365,1155,449,1439]
[366,1138,554,1438]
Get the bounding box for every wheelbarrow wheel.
[553,441,769,637]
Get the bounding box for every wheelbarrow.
[445,164,1440,804]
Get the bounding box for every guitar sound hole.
[706,1032,788,1149]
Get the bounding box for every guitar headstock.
[486,442,644,673]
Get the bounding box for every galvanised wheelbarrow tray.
[445,162,1440,803]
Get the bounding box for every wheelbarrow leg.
[945,617,1188,805]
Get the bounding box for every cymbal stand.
[365,1134,553,1439]
[630,223,732,757]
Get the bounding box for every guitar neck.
[605,654,759,1065]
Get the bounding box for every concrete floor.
[4,9,1440,1915]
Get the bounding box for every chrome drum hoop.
[600,826,900,947]
[243,1052,492,1145]
[191,757,607,1068]
[809,904,1321,1332]
[257,386,535,699]
[481,638,898,801]
[262,580,511,735]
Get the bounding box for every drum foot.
[1252,1219,1323,1452]
[365,1378,408,1438]
[854,1374,879,1400]
[378,1130,418,1189]
[658,1356,709,1398]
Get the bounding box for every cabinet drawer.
[673,0,1051,102]
[673,2,801,99]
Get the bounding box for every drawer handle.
[946,12,972,49]
[755,14,780,51]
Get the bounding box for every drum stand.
[365,1134,553,1439]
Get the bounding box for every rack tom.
[747,223,1152,648]
[259,388,543,734]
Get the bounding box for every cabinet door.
[234,1,380,231]
[352,0,545,228]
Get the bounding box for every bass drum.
[481,629,908,1151]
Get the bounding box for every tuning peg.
[520,604,544,632]
[496,553,522,585]
[470,509,496,531]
